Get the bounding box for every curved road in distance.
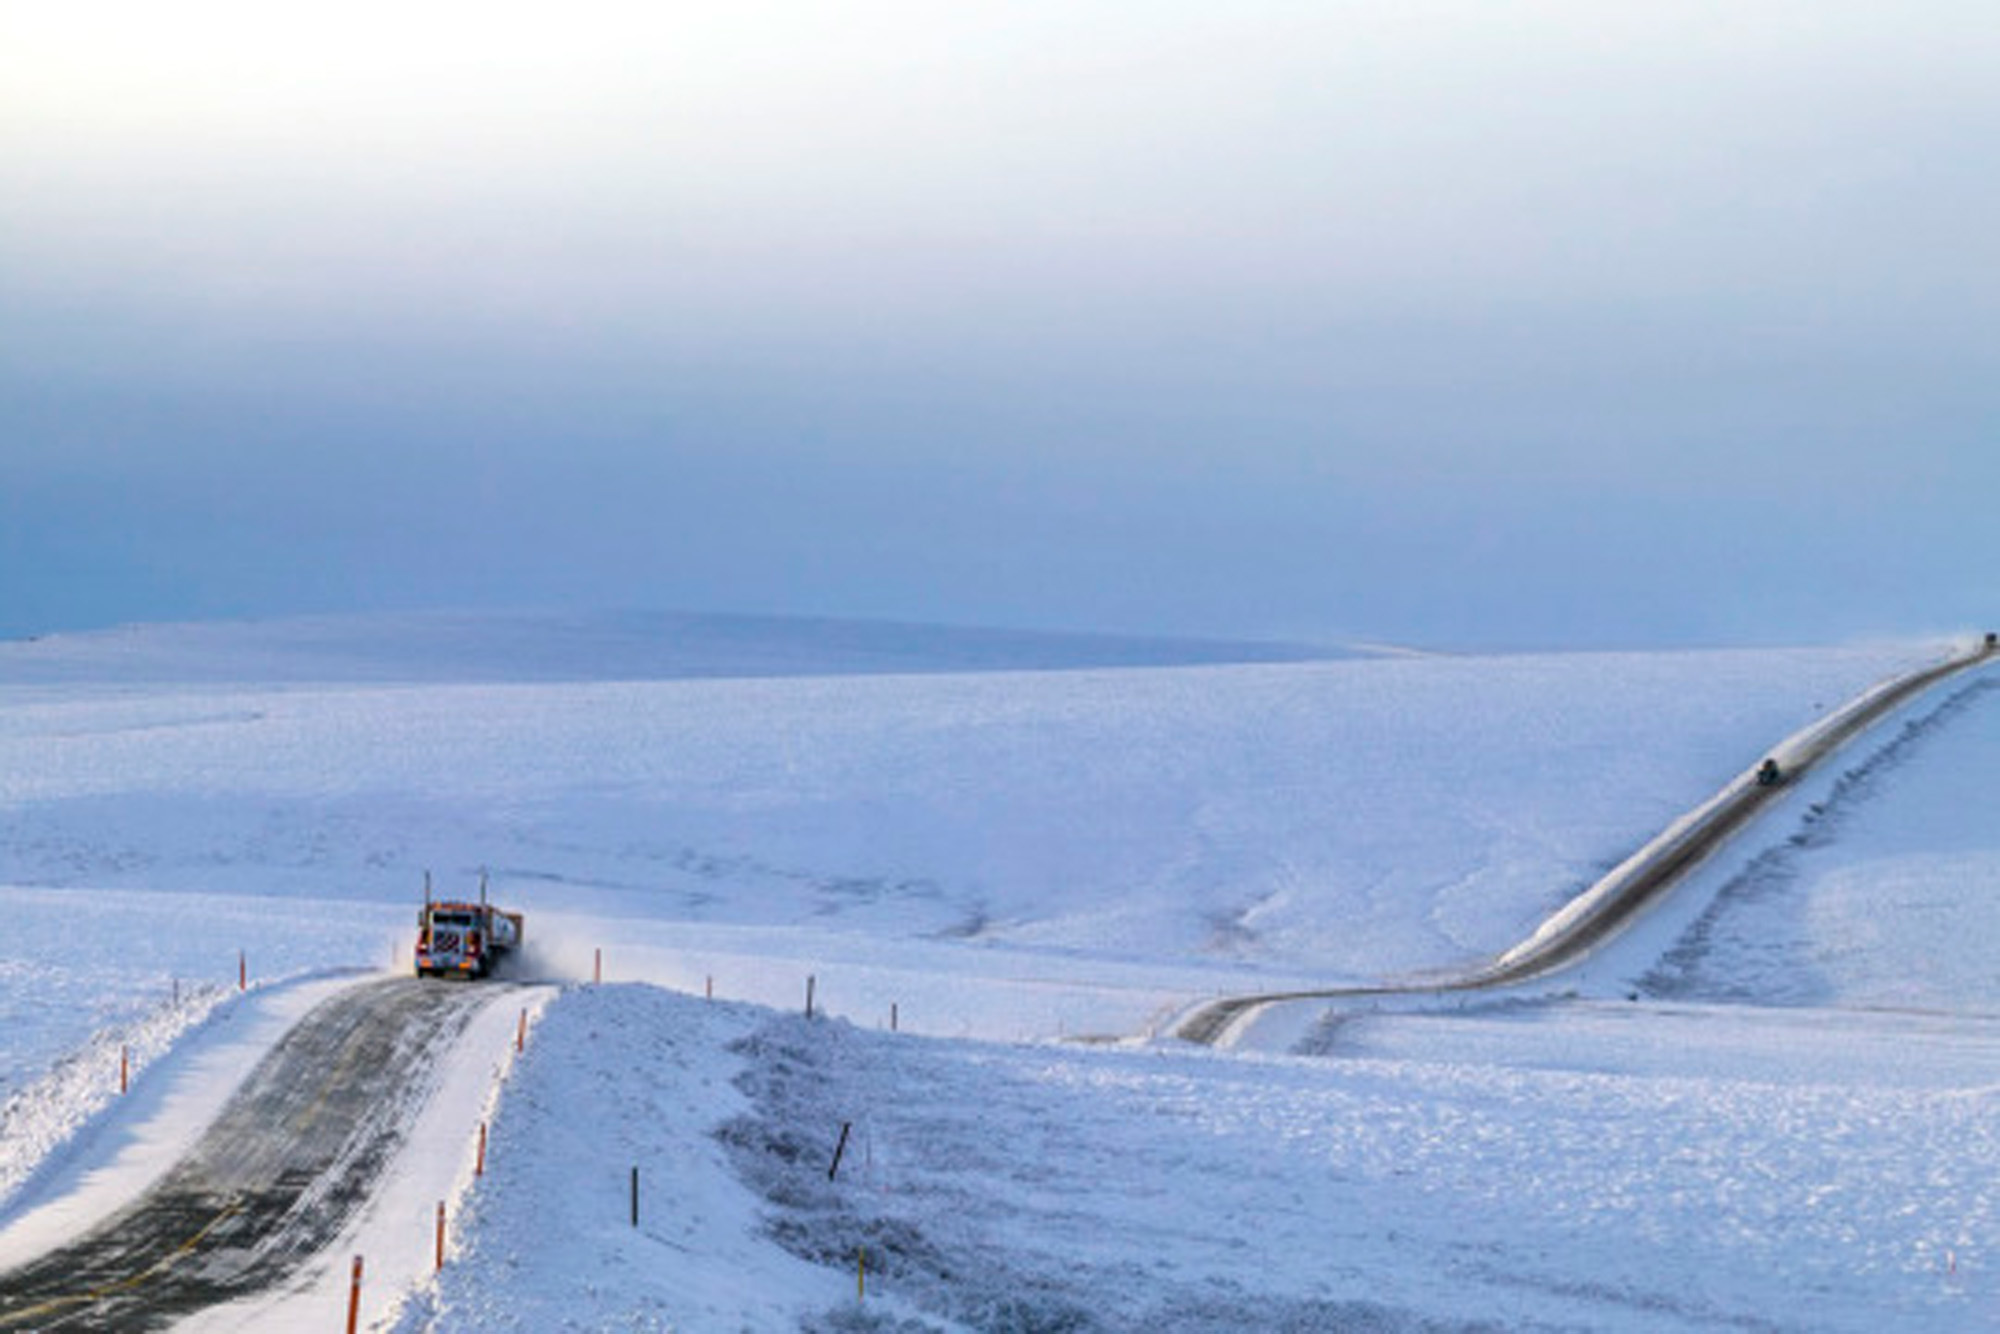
[1176,638,1998,1046]
[0,978,499,1332]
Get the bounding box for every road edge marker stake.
[436,1201,446,1272]
[475,1122,487,1177]
[346,1255,364,1334]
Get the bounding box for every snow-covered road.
[1174,636,1998,1044]
[0,979,515,1331]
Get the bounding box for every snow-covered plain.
[0,614,1992,1331]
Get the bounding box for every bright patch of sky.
[2,2,1994,646]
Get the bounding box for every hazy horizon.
[4,3,1993,650]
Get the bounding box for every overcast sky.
[2,1,1993,649]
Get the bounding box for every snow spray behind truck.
[415,873,523,979]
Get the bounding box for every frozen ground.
[0,613,1991,1330]
[396,980,1996,1333]
[1641,675,2000,1013]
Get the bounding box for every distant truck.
[416,877,523,979]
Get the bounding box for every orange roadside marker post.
[345,1255,364,1334]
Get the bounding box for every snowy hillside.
[0,615,1992,1331]
[1640,673,2000,1012]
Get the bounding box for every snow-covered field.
[0,614,1992,1330]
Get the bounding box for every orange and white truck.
[416,877,523,979]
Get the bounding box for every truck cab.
[416,899,523,979]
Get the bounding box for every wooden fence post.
[828,1121,852,1181]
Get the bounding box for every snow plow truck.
[416,876,523,979]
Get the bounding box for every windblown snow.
[0,613,1991,1331]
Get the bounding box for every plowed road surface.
[0,979,494,1331]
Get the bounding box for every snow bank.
[0,978,230,1229]
[389,984,840,1333]
[0,883,408,1126]
[0,972,362,1261]
[408,985,1995,1332]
